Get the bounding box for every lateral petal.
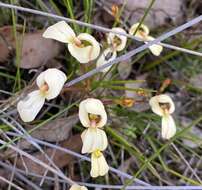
[17,90,45,122]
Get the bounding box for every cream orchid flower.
[90,150,109,178]
[129,23,163,56]
[69,184,88,190]
[96,48,117,73]
[43,21,100,63]
[17,69,66,122]
[79,98,108,153]
[107,27,127,52]
[149,94,176,139]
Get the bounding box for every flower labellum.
[96,48,117,73]
[69,184,88,190]
[129,23,163,56]
[17,69,66,122]
[149,94,176,139]
[90,150,109,178]
[43,21,100,63]
[107,27,127,52]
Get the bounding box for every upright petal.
[90,151,109,178]
[161,115,176,139]
[68,33,100,63]
[81,128,108,153]
[96,48,117,73]
[79,98,107,128]
[107,27,127,52]
[149,94,175,116]
[146,36,163,56]
[129,23,150,39]
[43,21,76,43]
[36,68,67,100]
[17,90,45,122]
[69,184,88,190]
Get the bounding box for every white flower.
[81,128,108,153]
[90,150,109,178]
[43,21,100,63]
[69,184,88,190]
[149,94,176,139]
[17,69,66,122]
[79,98,108,154]
[79,98,107,128]
[96,48,117,73]
[129,23,163,56]
[107,27,127,52]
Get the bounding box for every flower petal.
[161,115,176,139]
[81,128,108,153]
[96,48,117,73]
[107,27,127,52]
[36,68,67,100]
[98,153,109,176]
[149,94,175,116]
[90,153,99,178]
[129,23,150,37]
[146,36,163,56]
[69,184,88,190]
[17,90,45,122]
[43,21,76,43]
[90,152,109,178]
[79,98,107,128]
[68,33,100,63]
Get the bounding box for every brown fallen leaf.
[0,26,15,62]
[0,26,63,68]
[98,0,185,29]
[20,31,62,69]
[28,115,79,142]
[4,115,79,158]
[16,134,82,176]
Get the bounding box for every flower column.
[79,98,109,177]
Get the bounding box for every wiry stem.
[6,131,150,186]
[0,139,75,185]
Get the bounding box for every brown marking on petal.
[159,102,170,114]
[40,82,49,93]
[113,36,122,48]
[88,113,101,127]
[138,30,147,39]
